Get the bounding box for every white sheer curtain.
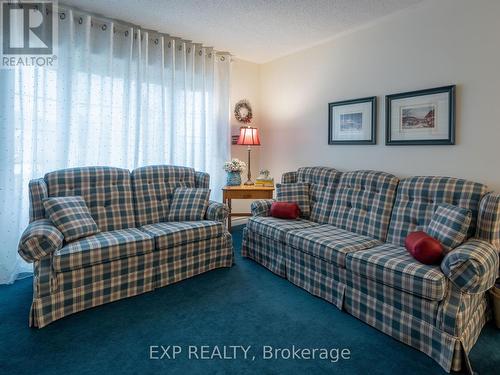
[0,9,231,284]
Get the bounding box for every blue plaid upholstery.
[242,227,287,277]
[328,171,399,241]
[386,176,488,246]
[438,284,486,336]
[285,225,381,267]
[141,221,223,249]
[286,248,346,309]
[276,182,310,218]
[44,167,136,232]
[167,188,210,222]
[297,167,341,224]
[250,199,274,217]
[132,165,196,226]
[54,252,154,293]
[477,193,500,249]
[441,239,499,294]
[342,286,456,372]
[153,233,233,288]
[247,216,318,243]
[346,243,447,301]
[52,228,154,272]
[31,251,156,328]
[43,196,100,242]
[205,201,229,223]
[297,166,340,185]
[18,219,64,262]
[243,168,498,373]
[281,171,297,184]
[28,178,48,222]
[195,171,210,188]
[30,231,233,328]
[22,165,234,329]
[427,204,472,253]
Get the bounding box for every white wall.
[257,0,500,191]
[230,59,262,218]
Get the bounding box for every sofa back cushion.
[131,165,196,226]
[44,167,136,232]
[328,170,399,241]
[297,167,341,224]
[386,176,488,246]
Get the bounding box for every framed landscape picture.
[328,96,376,145]
[386,85,455,145]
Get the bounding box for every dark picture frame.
[385,85,455,145]
[328,96,377,145]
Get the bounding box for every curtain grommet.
[102,24,107,31]
[78,17,83,24]
[59,12,65,20]
[125,30,129,37]
[154,38,159,45]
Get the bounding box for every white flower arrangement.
[223,158,247,173]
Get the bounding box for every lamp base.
[244,180,254,186]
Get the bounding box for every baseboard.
[231,217,248,226]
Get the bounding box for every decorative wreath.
[234,100,253,124]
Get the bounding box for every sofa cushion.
[346,243,448,301]
[247,216,319,243]
[297,167,341,224]
[45,167,136,232]
[167,188,210,222]
[53,228,154,272]
[43,196,100,242]
[426,204,472,253]
[132,165,196,226]
[270,202,300,219]
[276,183,310,219]
[285,225,381,268]
[386,176,488,247]
[327,170,399,241]
[140,221,223,249]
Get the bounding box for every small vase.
[226,171,242,186]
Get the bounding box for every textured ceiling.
[62,0,424,63]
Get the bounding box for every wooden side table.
[222,185,274,231]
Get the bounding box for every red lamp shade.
[237,127,261,146]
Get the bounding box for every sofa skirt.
[242,227,286,277]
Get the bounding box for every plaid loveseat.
[242,167,500,373]
[18,166,233,328]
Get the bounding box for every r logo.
[2,1,54,55]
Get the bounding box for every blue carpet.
[1,225,499,375]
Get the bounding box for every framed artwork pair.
[328,85,455,145]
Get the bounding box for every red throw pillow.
[405,231,444,265]
[270,202,300,220]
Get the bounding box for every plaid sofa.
[18,166,233,328]
[242,166,500,373]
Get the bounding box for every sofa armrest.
[205,200,229,223]
[441,239,499,294]
[18,219,64,263]
[476,193,500,250]
[251,199,275,217]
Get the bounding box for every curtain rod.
[21,1,232,57]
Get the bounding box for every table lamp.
[237,126,261,185]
